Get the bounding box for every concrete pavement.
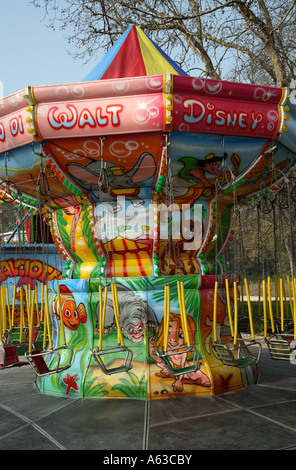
[1,346,296,451]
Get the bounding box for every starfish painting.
[62,373,79,396]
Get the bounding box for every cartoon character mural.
[95,285,158,342]
[66,151,156,207]
[179,152,228,190]
[0,258,62,327]
[77,276,214,398]
[166,150,241,200]
[15,276,37,301]
[49,136,160,278]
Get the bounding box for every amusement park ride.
[0,25,296,398]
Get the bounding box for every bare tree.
[31,0,296,86]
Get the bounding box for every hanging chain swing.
[0,152,20,203]
[25,160,74,376]
[212,152,262,368]
[90,136,133,375]
[154,134,200,377]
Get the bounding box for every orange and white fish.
[52,285,87,330]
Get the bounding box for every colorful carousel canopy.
[83,24,188,80]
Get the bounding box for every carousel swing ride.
[1,25,296,398]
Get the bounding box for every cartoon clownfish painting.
[52,285,87,330]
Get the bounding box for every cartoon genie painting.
[96,285,158,343]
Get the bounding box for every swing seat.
[90,345,133,375]
[25,346,74,377]
[12,326,41,348]
[266,334,295,361]
[256,317,275,336]
[213,338,262,368]
[238,315,251,333]
[156,345,200,377]
[2,330,11,344]
[0,344,28,369]
[274,319,294,335]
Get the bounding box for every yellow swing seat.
[91,345,133,375]
[90,283,133,375]
[11,325,42,348]
[156,281,201,376]
[213,279,262,368]
[25,283,74,376]
[262,276,296,361]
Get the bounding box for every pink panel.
[0,107,32,153]
[34,76,165,139]
[32,76,164,103]
[0,90,27,117]
[173,76,284,139]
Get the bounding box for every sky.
[0,0,103,98]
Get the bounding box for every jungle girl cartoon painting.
[149,312,211,392]
[164,150,240,202]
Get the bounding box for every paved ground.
[1,346,296,451]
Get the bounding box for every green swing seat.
[213,338,262,368]
[156,344,200,376]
